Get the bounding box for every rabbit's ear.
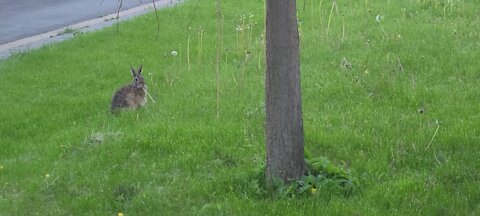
[138,65,143,75]
[130,66,137,76]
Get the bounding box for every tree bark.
[265,0,306,184]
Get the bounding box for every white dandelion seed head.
[376,15,382,22]
[171,50,178,56]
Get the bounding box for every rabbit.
[110,65,147,112]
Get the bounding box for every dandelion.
[45,173,50,178]
[117,212,124,216]
[168,50,178,86]
[0,165,4,170]
[376,15,382,22]
[310,186,318,194]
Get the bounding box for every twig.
[425,120,442,152]
[152,0,160,40]
[326,0,336,37]
[241,50,251,83]
[115,0,123,33]
[187,35,191,71]
[397,57,404,72]
[434,148,442,165]
[215,0,223,118]
[378,21,388,38]
[334,0,339,15]
[411,74,416,88]
[144,88,156,103]
[186,0,202,30]
[197,29,203,69]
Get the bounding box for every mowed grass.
[1,0,480,215]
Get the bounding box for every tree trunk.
[265,0,306,184]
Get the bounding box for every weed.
[272,156,357,198]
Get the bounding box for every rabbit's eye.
[134,76,139,82]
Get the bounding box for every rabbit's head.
[130,65,145,89]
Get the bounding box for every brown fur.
[111,65,147,112]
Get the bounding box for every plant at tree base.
[271,156,357,198]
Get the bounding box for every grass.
[1,0,480,215]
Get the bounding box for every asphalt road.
[0,0,172,44]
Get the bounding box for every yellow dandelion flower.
[118,212,124,216]
[45,173,50,178]
[310,186,317,194]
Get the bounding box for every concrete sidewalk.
[0,0,181,60]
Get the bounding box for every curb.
[0,0,181,60]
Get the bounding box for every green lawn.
[1,0,480,215]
